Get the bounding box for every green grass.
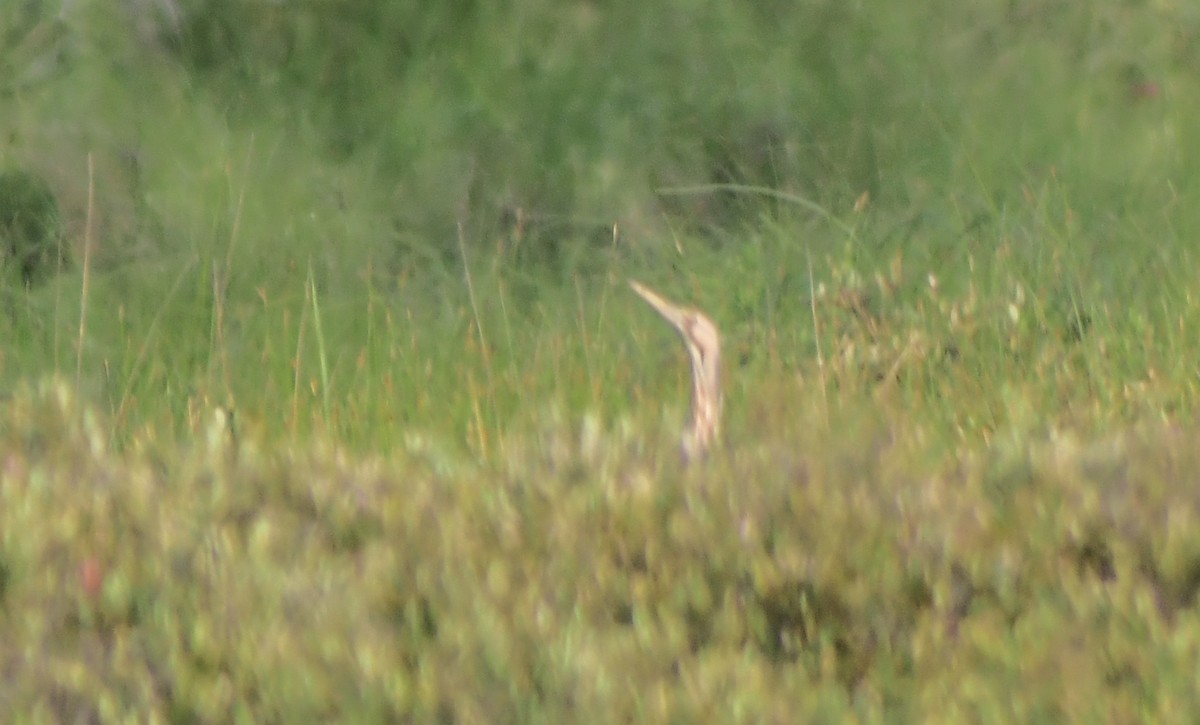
[3,0,1200,720]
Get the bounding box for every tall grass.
[2,0,1200,718]
[5,0,1196,448]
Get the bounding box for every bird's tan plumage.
[629,280,722,463]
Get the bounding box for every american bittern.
[629,280,722,463]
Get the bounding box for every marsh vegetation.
[2,0,1200,720]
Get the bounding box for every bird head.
[629,280,722,461]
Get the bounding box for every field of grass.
[3,0,1200,720]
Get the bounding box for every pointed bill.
[629,279,689,333]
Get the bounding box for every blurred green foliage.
[2,0,1200,718]
[3,382,1200,720]
[0,169,63,289]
